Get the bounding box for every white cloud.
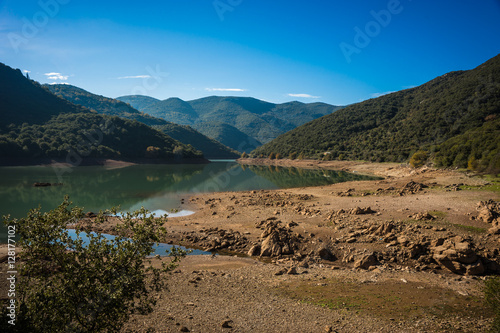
[44,72,68,80]
[117,75,152,79]
[205,88,247,92]
[370,91,395,98]
[22,70,31,74]
[48,82,70,85]
[288,93,320,99]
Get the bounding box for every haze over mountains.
[117,95,342,152]
[254,54,500,173]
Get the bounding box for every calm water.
[0,161,379,242]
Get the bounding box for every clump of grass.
[453,224,487,234]
[485,276,500,332]
[428,210,447,219]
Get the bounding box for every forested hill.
[0,63,88,129]
[0,63,204,163]
[252,54,500,172]
[45,84,239,159]
[117,95,342,147]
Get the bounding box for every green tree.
[289,152,297,160]
[241,152,248,158]
[1,197,185,332]
[268,152,276,160]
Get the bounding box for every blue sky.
[1,0,499,105]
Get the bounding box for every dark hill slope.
[0,113,203,162]
[253,54,500,170]
[0,63,87,129]
[45,85,239,159]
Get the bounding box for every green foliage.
[434,116,500,174]
[252,55,500,170]
[289,152,297,160]
[275,153,282,159]
[409,151,428,168]
[485,277,500,332]
[1,197,185,332]
[268,152,276,160]
[241,152,248,158]
[44,84,238,159]
[154,123,239,159]
[0,113,203,160]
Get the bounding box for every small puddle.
[66,229,210,256]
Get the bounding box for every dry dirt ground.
[2,160,500,332]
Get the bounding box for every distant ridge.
[252,54,500,173]
[116,95,342,149]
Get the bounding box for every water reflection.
[0,162,381,242]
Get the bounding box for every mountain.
[0,63,204,164]
[192,121,262,153]
[116,95,342,147]
[45,85,239,159]
[253,54,500,173]
[116,95,161,111]
[0,63,87,129]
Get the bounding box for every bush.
[268,152,276,160]
[409,151,428,168]
[1,197,185,332]
[485,276,500,332]
[288,152,297,160]
[241,152,248,158]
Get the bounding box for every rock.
[399,181,427,195]
[317,246,336,261]
[354,253,377,269]
[287,267,298,275]
[488,226,500,235]
[466,260,485,276]
[274,268,287,276]
[221,320,233,328]
[431,237,482,275]
[476,200,500,224]
[350,206,376,215]
[179,326,190,332]
[410,212,434,220]
[247,245,261,256]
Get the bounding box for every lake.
[0,160,380,242]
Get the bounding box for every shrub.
[268,152,276,160]
[409,150,428,168]
[1,197,184,332]
[289,152,297,160]
[241,152,248,158]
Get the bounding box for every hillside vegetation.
[253,54,500,173]
[46,85,239,159]
[117,95,342,147]
[0,63,204,163]
[0,64,88,129]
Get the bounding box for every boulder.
[247,245,261,257]
[316,246,336,261]
[354,253,377,269]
